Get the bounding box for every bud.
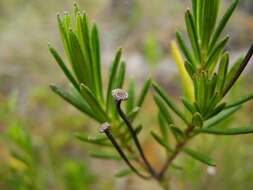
[99,122,110,133]
[192,112,203,128]
[112,89,128,101]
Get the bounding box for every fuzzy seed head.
[99,122,110,133]
[112,89,128,101]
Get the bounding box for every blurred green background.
[0,0,253,189]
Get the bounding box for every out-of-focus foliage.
[0,92,95,190]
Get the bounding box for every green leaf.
[90,151,121,160]
[151,131,172,152]
[176,31,195,64]
[106,48,122,112]
[127,79,136,113]
[115,61,126,89]
[57,14,72,63]
[223,44,253,96]
[192,112,203,128]
[216,52,229,93]
[49,45,79,90]
[115,169,133,178]
[204,105,241,128]
[206,102,226,119]
[226,91,253,109]
[210,74,218,97]
[135,125,143,135]
[170,124,185,143]
[112,61,126,119]
[152,82,189,125]
[78,13,94,87]
[130,78,151,121]
[185,10,201,62]
[69,30,92,87]
[127,107,140,122]
[75,133,111,146]
[91,24,104,103]
[196,73,206,112]
[183,148,216,166]
[171,164,183,171]
[63,12,71,30]
[50,84,101,122]
[205,36,229,69]
[80,84,109,122]
[181,97,195,114]
[154,95,174,125]
[184,61,197,79]
[200,0,220,50]
[158,113,169,144]
[125,125,143,143]
[222,56,243,95]
[204,92,219,118]
[209,0,238,50]
[191,0,197,21]
[73,3,80,16]
[136,78,152,107]
[196,127,253,135]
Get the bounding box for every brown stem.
[158,125,195,179]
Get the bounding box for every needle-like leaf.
[153,82,189,125]
[205,36,229,69]
[209,0,238,50]
[80,84,109,122]
[136,78,152,107]
[91,24,104,103]
[115,61,126,89]
[90,151,122,160]
[126,80,136,113]
[75,133,111,146]
[154,95,174,125]
[115,169,133,178]
[185,10,201,62]
[196,127,253,135]
[204,105,241,128]
[106,48,122,112]
[183,148,216,166]
[151,131,172,152]
[226,91,253,109]
[49,45,79,90]
[50,84,101,122]
[176,31,195,64]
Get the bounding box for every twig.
[99,123,151,180]
[158,125,195,179]
[112,89,159,179]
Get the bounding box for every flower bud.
[112,89,128,101]
[99,122,111,133]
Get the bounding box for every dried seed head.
[99,122,111,133]
[112,89,128,101]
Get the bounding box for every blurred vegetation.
[0,0,253,189]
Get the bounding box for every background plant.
[48,0,253,189]
[0,92,96,190]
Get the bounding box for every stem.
[100,125,151,179]
[116,100,159,179]
[158,125,195,179]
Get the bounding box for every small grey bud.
[112,89,128,101]
[99,122,111,133]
